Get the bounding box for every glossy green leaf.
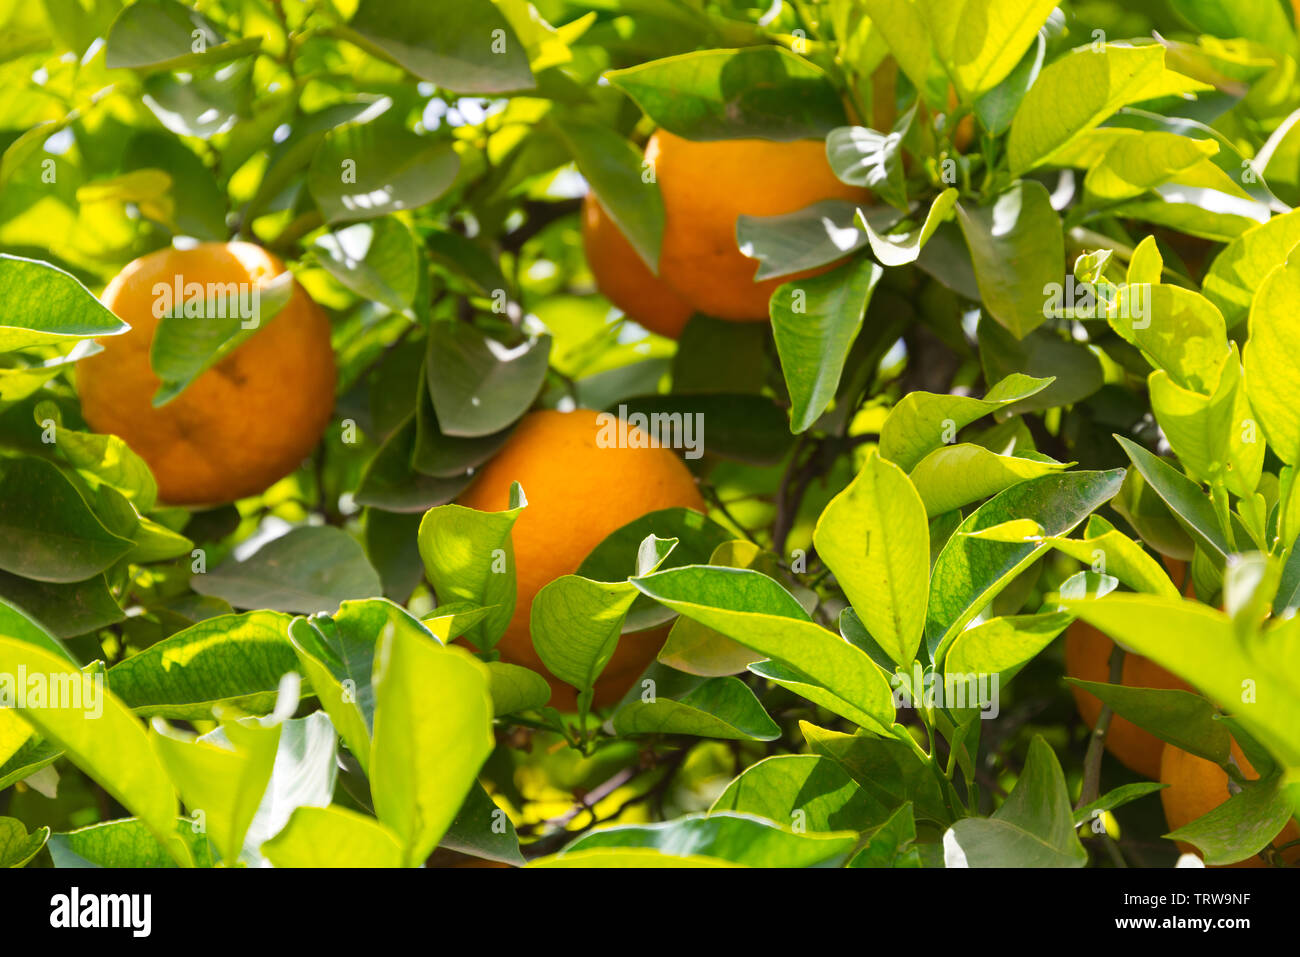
[711,754,886,832]
[109,611,298,720]
[606,47,846,141]
[369,628,493,866]
[926,469,1125,658]
[192,527,382,615]
[308,123,458,224]
[612,676,780,741]
[910,444,1068,517]
[916,0,1057,100]
[878,373,1053,472]
[771,256,883,434]
[956,180,1062,339]
[561,812,858,867]
[634,566,896,733]
[0,456,133,583]
[1244,250,1300,465]
[814,450,928,666]
[1203,208,1300,327]
[261,805,403,868]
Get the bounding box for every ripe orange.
[1160,739,1300,867]
[77,242,336,505]
[456,408,705,710]
[645,130,871,321]
[1065,559,1194,779]
[581,193,694,339]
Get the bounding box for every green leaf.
[1109,285,1228,395]
[148,271,295,405]
[633,566,896,733]
[530,848,740,868]
[910,444,1068,517]
[826,116,912,209]
[943,612,1071,678]
[771,256,883,434]
[439,780,525,866]
[814,450,928,666]
[1065,680,1230,764]
[1165,775,1296,866]
[531,575,641,697]
[1244,250,1300,465]
[427,322,550,437]
[0,817,48,867]
[0,638,188,865]
[123,132,227,241]
[104,0,260,71]
[261,805,403,868]
[341,0,534,94]
[553,118,664,273]
[1151,347,1261,497]
[1203,208,1300,327]
[1114,436,1230,561]
[486,661,551,715]
[35,401,158,510]
[878,372,1053,471]
[47,818,215,869]
[561,812,858,867]
[1073,782,1167,826]
[1040,514,1181,598]
[1084,132,1219,202]
[711,754,886,832]
[109,611,298,720]
[417,497,523,651]
[151,715,282,866]
[612,676,780,741]
[657,540,792,677]
[800,721,950,824]
[925,469,1125,658]
[977,323,1102,412]
[356,413,473,512]
[737,200,880,280]
[308,123,459,224]
[576,507,733,633]
[861,187,957,266]
[0,571,125,640]
[916,0,1057,100]
[956,180,1062,339]
[312,218,422,318]
[946,737,1086,867]
[606,47,847,141]
[859,0,943,105]
[1007,45,1209,176]
[849,803,923,868]
[286,600,430,775]
[0,596,75,664]
[192,527,382,615]
[0,456,133,583]
[369,627,493,867]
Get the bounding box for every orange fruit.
[1065,558,1194,779]
[456,408,705,710]
[77,242,335,505]
[1160,739,1300,867]
[581,193,694,339]
[646,129,871,321]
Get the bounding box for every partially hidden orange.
[456,408,705,711]
[77,242,336,505]
[646,129,871,321]
[581,193,694,340]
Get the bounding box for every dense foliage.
[0,0,1298,870]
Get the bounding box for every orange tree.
[0,0,1297,871]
